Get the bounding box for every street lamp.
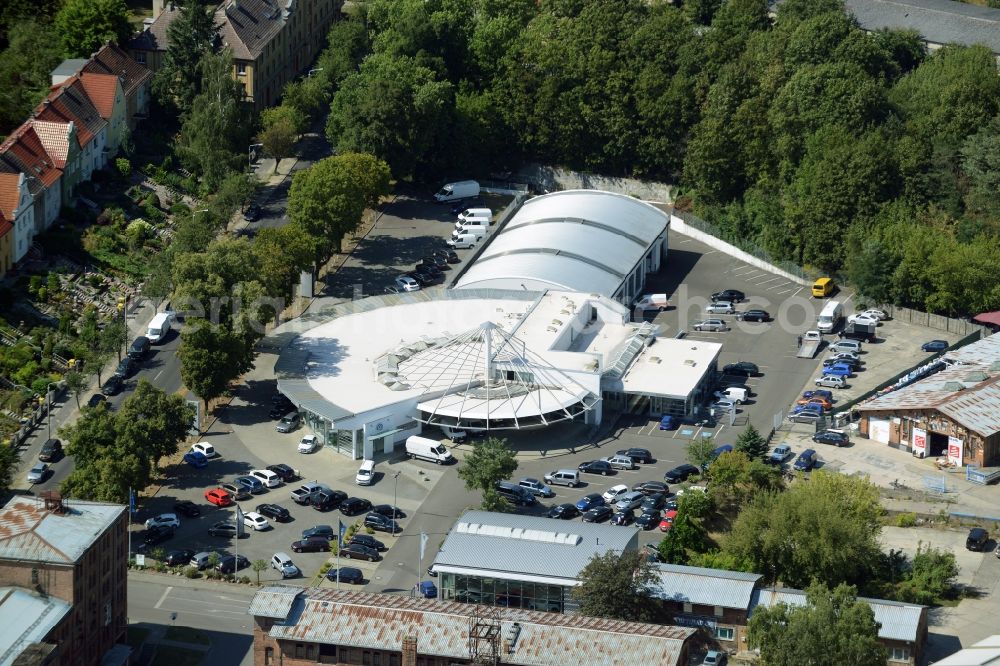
[392,471,400,535]
[307,68,323,78]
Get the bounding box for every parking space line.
[791,287,804,297]
[154,586,173,609]
[758,276,783,286]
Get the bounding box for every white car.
[394,275,420,292]
[243,512,270,531]
[861,308,888,321]
[191,441,217,458]
[713,390,744,404]
[250,469,281,488]
[144,513,180,530]
[847,313,879,326]
[705,301,735,315]
[827,351,860,363]
[298,435,319,454]
[602,484,630,503]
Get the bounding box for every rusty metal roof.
[0,497,123,565]
[944,333,1000,366]
[257,588,694,666]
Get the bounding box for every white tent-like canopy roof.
[455,190,669,295]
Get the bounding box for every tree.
[894,543,959,605]
[64,371,86,410]
[54,0,132,58]
[961,117,1000,216]
[722,471,883,588]
[86,348,111,386]
[100,319,128,362]
[176,50,253,191]
[153,0,218,110]
[115,380,195,461]
[686,437,715,471]
[257,105,302,160]
[0,443,19,491]
[178,321,248,412]
[735,423,768,460]
[748,582,887,666]
[252,558,268,585]
[253,223,316,299]
[0,20,64,134]
[457,437,517,507]
[573,550,659,623]
[658,492,710,565]
[209,172,256,222]
[281,76,330,128]
[315,17,369,88]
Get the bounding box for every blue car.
[921,339,948,352]
[659,415,677,430]
[183,451,208,468]
[575,493,606,512]
[824,364,853,377]
[418,580,438,598]
[802,389,833,401]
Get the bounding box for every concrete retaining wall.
[669,214,812,286]
[514,163,674,203]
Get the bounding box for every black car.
[243,204,261,222]
[633,481,669,496]
[664,464,699,483]
[217,554,250,574]
[137,525,174,552]
[339,497,372,516]
[172,500,201,518]
[636,510,662,530]
[582,506,613,523]
[86,393,108,409]
[371,504,405,519]
[102,374,124,396]
[424,254,449,269]
[416,262,443,279]
[822,356,863,369]
[128,336,151,359]
[640,493,667,513]
[547,503,580,520]
[266,464,298,482]
[737,309,771,322]
[364,513,400,534]
[578,460,613,476]
[966,528,989,551]
[712,289,745,303]
[268,404,292,419]
[292,536,331,553]
[115,356,136,378]
[435,249,460,264]
[349,534,386,552]
[611,509,636,526]
[208,521,239,537]
[723,361,759,376]
[257,503,291,522]
[164,549,195,567]
[312,489,347,511]
[664,498,679,511]
[410,269,436,286]
[300,525,333,541]
[341,542,379,562]
[616,448,654,464]
[812,430,850,447]
[326,567,364,584]
[39,438,62,462]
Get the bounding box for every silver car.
[27,463,48,484]
[705,301,735,315]
[276,412,300,433]
[693,319,728,332]
[815,375,848,389]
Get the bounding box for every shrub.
[365,526,375,535]
[184,567,200,579]
[896,512,917,528]
[319,562,333,574]
[116,158,131,179]
[239,575,251,584]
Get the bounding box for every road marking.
[153,370,164,382]
[153,586,173,609]
[758,276,783,286]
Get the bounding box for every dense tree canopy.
[54,0,132,58]
[0,20,63,134]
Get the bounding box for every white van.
[146,312,174,344]
[355,459,375,485]
[454,216,490,231]
[543,469,580,487]
[447,232,479,249]
[434,180,480,203]
[405,436,454,464]
[457,208,491,223]
[440,426,467,443]
[250,469,281,488]
[816,300,843,333]
[452,225,487,241]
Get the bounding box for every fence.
[885,305,989,337]
[512,163,675,202]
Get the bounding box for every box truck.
[405,436,455,464]
[434,180,480,203]
[146,312,174,344]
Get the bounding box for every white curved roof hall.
[455,190,669,295]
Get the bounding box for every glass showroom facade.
[439,572,578,613]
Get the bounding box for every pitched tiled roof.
[0,496,124,565]
[78,72,119,119]
[128,5,182,53]
[23,122,69,169]
[0,124,61,188]
[82,43,152,96]
[255,588,695,666]
[35,77,107,148]
[0,173,22,222]
[218,0,286,61]
[0,220,12,237]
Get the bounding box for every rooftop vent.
[39,490,67,515]
[964,371,989,383]
[942,381,965,392]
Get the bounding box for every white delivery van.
[146,312,174,344]
[816,300,843,333]
[440,426,467,443]
[355,459,375,485]
[455,217,490,233]
[405,436,454,464]
[447,232,480,249]
[633,294,669,311]
[452,225,487,241]
[434,180,480,203]
[457,208,492,223]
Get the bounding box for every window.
[135,52,146,65]
[890,647,910,662]
[237,63,247,76]
[264,647,273,665]
[715,627,734,641]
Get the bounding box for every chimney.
[401,635,417,666]
[40,490,67,515]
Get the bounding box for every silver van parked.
[605,455,636,471]
[543,469,581,488]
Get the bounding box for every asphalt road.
[246,127,332,232]
[128,575,254,666]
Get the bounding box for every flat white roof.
[621,339,722,398]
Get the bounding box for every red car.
[205,488,233,507]
[658,510,678,532]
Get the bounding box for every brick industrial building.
[0,493,129,665]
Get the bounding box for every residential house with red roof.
[78,72,128,156]
[130,0,341,111]
[0,172,36,266]
[35,76,110,183]
[0,123,63,234]
[28,120,81,208]
[80,43,153,131]
[0,219,12,276]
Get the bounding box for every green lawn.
[126,626,150,650]
[151,645,205,666]
[164,625,212,646]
